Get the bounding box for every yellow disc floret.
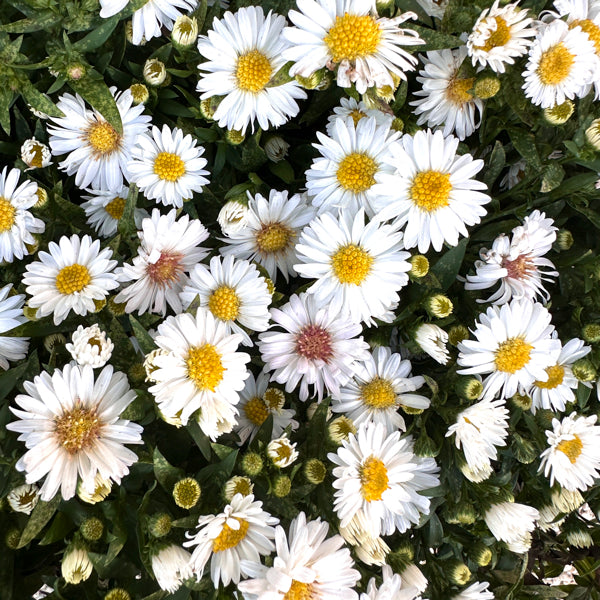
[360,455,389,502]
[336,152,378,193]
[244,396,269,426]
[55,264,91,295]
[186,344,225,391]
[208,285,240,321]
[494,337,533,374]
[476,16,511,51]
[535,364,565,389]
[104,197,126,220]
[87,121,120,155]
[410,171,452,212]
[283,580,314,600]
[446,77,475,105]
[570,19,600,53]
[256,222,293,253]
[153,152,186,182]
[325,13,382,62]
[557,434,583,464]
[331,243,373,285]
[212,517,249,552]
[0,197,16,233]
[55,406,101,454]
[537,43,575,85]
[236,49,273,92]
[361,377,396,409]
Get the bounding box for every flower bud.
[448,324,470,346]
[7,483,39,514]
[20,138,51,169]
[409,254,429,278]
[564,517,593,548]
[304,458,327,484]
[556,229,574,251]
[172,477,201,509]
[413,431,440,458]
[172,15,198,47]
[200,97,218,120]
[105,590,131,600]
[107,296,127,316]
[470,542,493,566]
[328,415,356,443]
[572,358,596,382]
[129,83,149,105]
[544,100,574,125]
[295,70,324,89]
[144,58,167,87]
[424,293,453,318]
[272,474,292,497]
[511,392,532,411]
[80,516,104,542]
[456,376,483,400]
[66,62,87,81]
[43,333,66,353]
[264,136,290,162]
[224,476,254,501]
[512,432,537,464]
[62,546,93,584]
[5,528,21,549]
[414,323,450,365]
[586,118,600,150]
[447,560,471,585]
[267,435,298,468]
[218,198,249,237]
[148,513,172,538]
[226,129,245,145]
[582,323,600,344]
[474,75,501,99]
[34,187,48,208]
[241,452,264,476]
[77,474,112,504]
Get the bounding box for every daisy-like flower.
[20,137,52,170]
[184,493,278,587]
[360,564,421,600]
[326,96,393,136]
[522,18,597,108]
[151,544,193,594]
[283,0,423,94]
[0,284,29,371]
[332,346,429,434]
[457,299,561,401]
[414,323,450,365]
[339,515,390,566]
[258,293,370,401]
[148,309,250,439]
[295,208,411,326]
[452,581,494,600]
[81,186,147,238]
[6,363,143,501]
[530,338,591,413]
[235,372,298,445]
[66,324,114,369]
[7,483,40,515]
[115,208,209,316]
[329,422,440,538]
[467,1,536,73]
[372,129,491,252]
[48,88,150,192]
[306,116,400,217]
[220,190,316,283]
[238,511,361,599]
[0,166,44,263]
[539,412,600,491]
[446,398,509,479]
[99,0,197,45]
[484,501,539,553]
[197,6,306,134]
[465,210,558,305]
[410,47,484,141]
[180,255,271,347]
[128,124,210,208]
[23,234,119,325]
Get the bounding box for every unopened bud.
[474,75,501,99]
[129,83,149,105]
[304,458,327,484]
[556,229,573,251]
[582,323,600,344]
[241,452,263,477]
[572,358,596,382]
[225,129,245,145]
[172,15,198,47]
[511,392,532,411]
[80,516,104,541]
[456,376,483,400]
[172,477,201,509]
[425,294,453,318]
[264,136,289,162]
[448,324,470,346]
[143,58,167,86]
[409,254,429,277]
[272,474,291,497]
[148,513,172,538]
[544,100,574,125]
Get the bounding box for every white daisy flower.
[151,544,193,594]
[326,96,393,136]
[99,0,197,45]
[0,166,44,263]
[220,189,316,283]
[23,234,119,325]
[446,398,509,479]
[6,363,143,501]
[148,309,250,439]
[465,210,558,305]
[414,323,450,365]
[540,412,600,491]
[530,338,591,413]
[20,137,52,170]
[267,435,298,468]
[306,116,400,217]
[283,0,424,94]
[184,493,278,587]
[0,284,29,371]
[128,124,210,208]
[48,88,151,192]
[238,511,361,599]
[180,255,272,347]
[484,501,539,553]
[197,6,306,134]
[452,581,494,600]
[7,483,40,515]
[328,422,440,538]
[81,186,147,238]
[457,299,561,401]
[115,208,209,316]
[235,372,298,445]
[258,293,370,402]
[361,564,421,600]
[467,0,536,73]
[66,324,114,369]
[332,346,429,435]
[295,208,411,326]
[522,18,598,108]
[372,129,491,253]
[410,47,484,141]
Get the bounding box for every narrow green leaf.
[68,74,122,133]
[409,24,462,51]
[483,140,505,189]
[0,88,14,135]
[129,315,155,355]
[18,495,61,548]
[1,13,62,33]
[187,421,212,461]
[117,182,138,239]
[509,129,541,170]
[430,238,468,291]
[20,83,64,118]
[269,160,294,184]
[73,15,119,52]
[153,447,184,492]
[540,162,565,193]
[0,361,29,401]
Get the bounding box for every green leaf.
[187,421,212,461]
[0,87,14,135]
[73,15,119,52]
[153,447,184,492]
[0,361,30,401]
[211,443,236,461]
[426,511,443,547]
[409,25,463,51]
[1,12,62,33]
[117,183,138,240]
[509,129,541,170]
[483,140,505,189]
[540,162,565,193]
[129,315,155,355]
[431,238,468,290]
[269,160,294,184]
[39,512,74,546]
[20,82,64,118]
[18,495,61,548]
[50,191,88,231]
[68,74,123,134]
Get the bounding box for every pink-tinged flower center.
[146,251,184,286]
[296,325,333,362]
[502,254,533,280]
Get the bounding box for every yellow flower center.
[231,478,253,497]
[336,152,378,193]
[271,441,294,463]
[349,108,367,126]
[325,13,382,62]
[87,121,121,155]
[535,364,565,389]
[186,344,225,392]
[446,77,475,105]
[0,197,16,233]
[256,222,293,253]
[571,19,600,54]
[537,43,575,85]
[283,581,314,600]
[212,517,249,552]
[360,456,389,502]
[27,142,46,168]
[104,197,126,220]
[208,285,240,321]
[153,152,186,182]
[236,49,273,92]
[410,171,452,212]
[557,434,583,464]
[331,243,373,285]
[264,387,285,411]
[361,377,396,409]
[476,16,511,51]
[494,337,533,374]
[55,264,91,295]
[55,405,101,454]
[244,396,269,426]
